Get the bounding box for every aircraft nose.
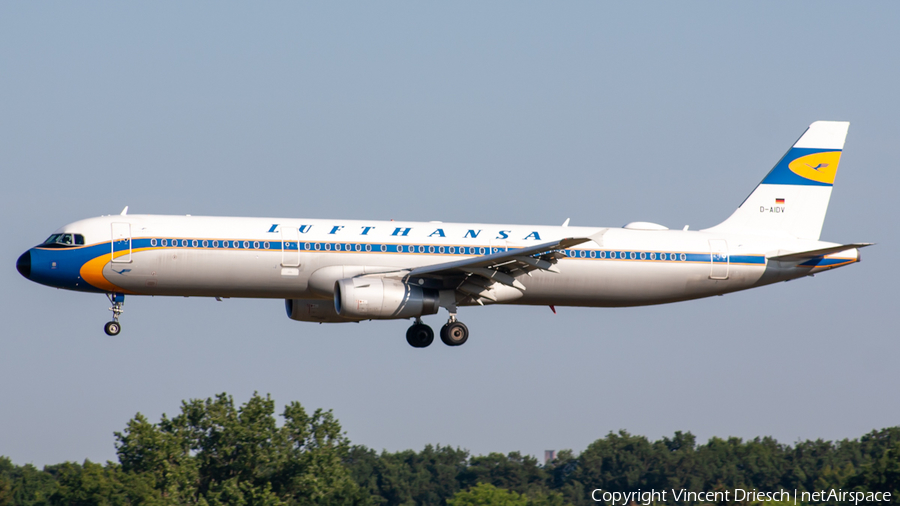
[16,250,31,279]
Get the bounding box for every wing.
[376,230,607,306]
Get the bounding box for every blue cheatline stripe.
[33,236,855,297]
[730,255,767,265]
[77,237,769,266]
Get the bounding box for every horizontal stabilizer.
[767,243,873,262]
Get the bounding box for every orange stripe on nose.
[79,248,155,294]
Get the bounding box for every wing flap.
[461,267,526,290]
[512,255,558,273]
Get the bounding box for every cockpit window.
[41,233,85,248]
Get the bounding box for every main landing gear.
[440,317,469,347]
[406,314,470,348]
[406,318,434,348]
[104,293,124,336]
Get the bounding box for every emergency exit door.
[709,239,729,280]
[281,227,301,267]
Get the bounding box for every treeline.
[1,393,897,505]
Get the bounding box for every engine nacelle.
[285,298,362,323]
[334,277,439,319]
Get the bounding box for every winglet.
[589,229,609,247]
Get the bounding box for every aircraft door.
[111,223,132,263]
[490,239,508,254]
[709,239,729,279]
[281,226,301,267]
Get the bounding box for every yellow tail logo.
[788,151,841,184]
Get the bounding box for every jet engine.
[285,298,362,323]
[334,277,439,319]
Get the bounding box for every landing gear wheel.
[105,293,124,336]
[406,323,434,348]
[440,321,469,346]
[104,321,121,336]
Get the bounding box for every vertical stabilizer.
[704,121,849,240]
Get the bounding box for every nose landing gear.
[104,321,121,336]
[105,293,124,336]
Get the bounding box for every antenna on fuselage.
[120,206,129,216]
[561,218,570,227]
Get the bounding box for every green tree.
[448,483,527,506]
[345,445,469,506]
[560,430,661,505]
[0,476,11,506]
[4,462,58,506]
[847,439,900,505]
[114,392,367,506]
[459,452,549,497]
[46,460,144,506]
[115,410,199,503]
[5,396,900,506]
[271,400,366,505]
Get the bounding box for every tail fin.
[705,121,850,240]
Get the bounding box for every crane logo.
[788,151,841,185]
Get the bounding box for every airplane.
[16,121,869,347]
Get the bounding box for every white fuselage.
[23,214,858,310]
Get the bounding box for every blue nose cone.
[16,250,32,279]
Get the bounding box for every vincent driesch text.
[591,488,892,505]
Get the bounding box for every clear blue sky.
[2,2,898,467]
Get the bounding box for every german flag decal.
[775,198,785,204]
